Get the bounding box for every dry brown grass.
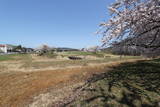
[0,69,80,107]
[0,59,142,107]
[0,53,143,107]
[0,66,101,107]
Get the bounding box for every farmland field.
[0,52,146,107]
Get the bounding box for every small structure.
[25,48,34,53]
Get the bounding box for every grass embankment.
[28,56,141,69]
[21,52,141,69]
[66,58,160,107]
[0,53,141,72]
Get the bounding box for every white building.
[0,44,7,53]
[0,44,15,53]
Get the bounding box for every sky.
[0,0,113,48]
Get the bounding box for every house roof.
[0,45,5,47]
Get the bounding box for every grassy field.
[0,52,152,107]
[66,58,160,107]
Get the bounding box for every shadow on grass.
[69,59,160,107]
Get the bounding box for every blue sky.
[0,0,113,48]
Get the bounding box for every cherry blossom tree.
[100,0,160,50]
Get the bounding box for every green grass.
[0,54,30,61]
[0,54,20,61]
[68,58,160,107]
[0,55,13,61]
